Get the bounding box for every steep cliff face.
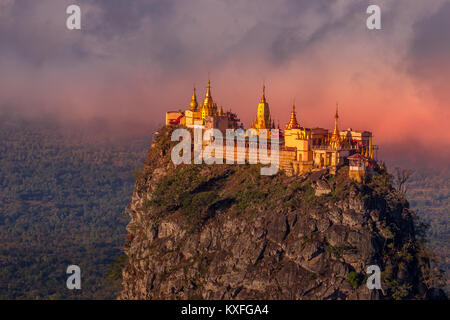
[119,126,445,300]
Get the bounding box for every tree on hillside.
[394,167,414,195]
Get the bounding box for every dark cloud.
[411,2,450,61]
[80,0,175,37]
[268,2,367,64]
[408,2,450,100]
[0,0,376,71]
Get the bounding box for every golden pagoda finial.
[333,103,339,134]
[286,103,299,129]
[190,87,198,111]
[206,79,212,98]
[330,103,341,149]
[201,78,214,119]
[260,84,266,103]
[255,83,271,130]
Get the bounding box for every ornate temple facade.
[166,80,241,131]
[165,80,377,180]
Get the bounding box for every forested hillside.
[0,116,148,299]
[406,168,449,293]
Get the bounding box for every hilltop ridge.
[120,126,446,300]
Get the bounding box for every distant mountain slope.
[406,168,450,294]
[0,116,148,299]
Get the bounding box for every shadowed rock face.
[119,127,446,300]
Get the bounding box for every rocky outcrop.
[119,126,446,300]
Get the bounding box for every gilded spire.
[255,84,271,130]
[205,79,212,99]
[286,103,299,129]
[330,104,341,149]
[202,79,214,119]
[333,104,339,134]
[190,87,198,111]
[260,85,266,103]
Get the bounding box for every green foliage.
[326,244,350,259]
[369,170,395,197]
[181,191,219,229]
[301,183,316,202]
[347,271,363,289]
[234,185,266,211]
[107,254,129,280]
[149,164,236,230]
[327,166,355,202]
[384,278,413,300]
[383,227,395,239]
[184,191,218,214]
[150,165,205,210]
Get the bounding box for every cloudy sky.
[0,0,449,164]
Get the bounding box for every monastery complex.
[165,80,378,182]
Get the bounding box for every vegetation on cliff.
[120,127,446,300]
